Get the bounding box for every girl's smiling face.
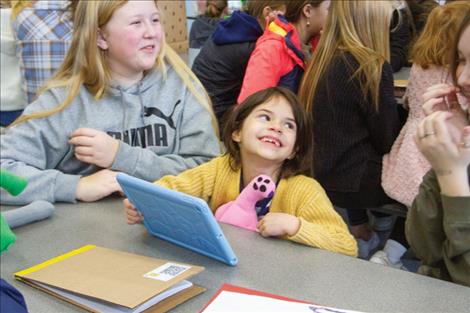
[98,0,163,84]
[232,95,297,167]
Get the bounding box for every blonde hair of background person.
[299,0,393,113]
[10,0,33,18]
[297,0,399,260]
[410,1,470,69]
[11,0,218,135]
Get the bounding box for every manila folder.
[14,245,205,312]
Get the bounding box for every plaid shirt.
[13,1,73,103]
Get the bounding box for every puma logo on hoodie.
[144,100,181,130]
[108,100,181,148]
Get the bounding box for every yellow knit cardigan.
[156,155,358,257]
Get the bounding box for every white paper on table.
[202,290,364,313]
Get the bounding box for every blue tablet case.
[117,173,238,266]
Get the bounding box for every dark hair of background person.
[284,0,325,23]
[244,0,286,20]
[389,4,415,72]
[405,0,439,37]
[205,0,228,18]
[223,87,312,178]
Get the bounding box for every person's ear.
[97,28,108,50]
[231,129,241,143]
[303,4,313,21]
[262,6,273,20]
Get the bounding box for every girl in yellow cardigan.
[125,87,357,257]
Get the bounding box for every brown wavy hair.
[223,87,312,178]
[205,0,228,18]
[410,1,470,69]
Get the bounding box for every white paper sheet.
[202,290,364,313]
[35,280,192,313]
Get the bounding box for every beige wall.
[158,0,188,53]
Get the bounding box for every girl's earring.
[306,21,310,27]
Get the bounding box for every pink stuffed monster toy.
[215,175,276,231]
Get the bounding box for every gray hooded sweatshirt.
[0,68,220,204]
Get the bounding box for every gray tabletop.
[1,198,469,313]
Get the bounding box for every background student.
[299,0,402,260]
[191,0,287,131]
[405,0,439,37]
[406,9,470,286]
[126,87,358,257]
[0,2,27,127]
[10,0,76,104]
[238,0,330,103]
[382,1,470,208]
[189,0,228,49]
[0,0,220,205]
[389,1,414,73]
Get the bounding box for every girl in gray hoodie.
[0,0,220,205]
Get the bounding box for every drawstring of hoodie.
[118,87,127,132]
[113,77,147,147]
[138,81,145,123]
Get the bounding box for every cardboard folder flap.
[15,246,204,308]
[19,278,205,313]
[14,244,97,277]
[17,279,102,313]
[144,285,206,313]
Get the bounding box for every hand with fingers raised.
[422,84,469,144]
[68,128,120,168]
[415,110,470,197]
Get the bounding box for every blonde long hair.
[410,1,470,69]
[12,0,219,136]
[299,0,394,112]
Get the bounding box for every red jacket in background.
[237,16,306,104]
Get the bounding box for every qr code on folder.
[144,262,191,282]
